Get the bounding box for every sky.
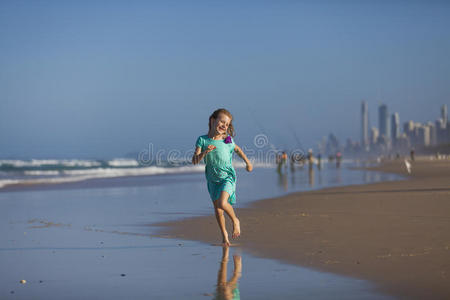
[1,0,449,159]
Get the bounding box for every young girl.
[192,108,253,247]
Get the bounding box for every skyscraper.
[404,120,416,145]
[378,104,390,139]
[370,127,379,145]
[417,125,430,147]
[361,101,369,150]
[428,121,437,146]
[442,104,448,128]
[391,112,400,143]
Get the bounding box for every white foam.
[62,165,205,177]
[60,160,101,167]
[107,159,139,167]
[0,159,101,168]
[24,170,60,176]
[0,179,22,188]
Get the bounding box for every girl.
[192,108,253,247]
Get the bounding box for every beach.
[1,162,403,299]
[158,159,450,299]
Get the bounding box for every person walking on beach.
[336,151,342,168]
[307,149,314,170]
[281,151,288,166]
[277,151,288,173]
[192,108,253,247]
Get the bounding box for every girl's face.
[212,113,231,136]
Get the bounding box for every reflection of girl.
[214,247,241,300]
[192,108,252,246]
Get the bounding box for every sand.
[157,159,450,299]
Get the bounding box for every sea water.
[0,161,400,299]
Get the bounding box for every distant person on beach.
[277,151,288,173]
[410,149,415,162]
[307,149,314,169]
[276,153,281,173]
[336,152,342,168]
[281,151,288,166]
[282,151,288,170]
[192,108,253,247]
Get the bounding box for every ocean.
[0,158,401,299]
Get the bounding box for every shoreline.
[156,159,450,299]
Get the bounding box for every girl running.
[192,108,253,246]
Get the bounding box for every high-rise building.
[417,125,430,147]
[442,104,448,128]
[391,112,400,143]
[404,120,415,146]
[361,101,369,150]
[436,119,449,144]
[428,121,437,146]
[404,121,415,135]
[370,127,379,145]
[378,104,390,139]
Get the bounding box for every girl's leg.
[214,202,230,246]
[216,191,241,239]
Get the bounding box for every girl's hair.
[208,108,235,137]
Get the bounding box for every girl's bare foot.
[222,230,231,247]
[222,238,231,247]
[232,219,240,239]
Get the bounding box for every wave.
[24,170,61,176]
[0,164,206,189]
[0,179,21,189]
[107,159,139,167]
[0,159,102,168]
[0,158,279,190]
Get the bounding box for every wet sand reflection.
[308,167,314,187]
[213,247,241,300]
[277,169,288,191]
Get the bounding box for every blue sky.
[1,0,449,158]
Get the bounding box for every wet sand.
[157,159,450,299]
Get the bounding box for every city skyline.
[339,102,450,156]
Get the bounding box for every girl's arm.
[234,144,253,172]
[192,145,215,165]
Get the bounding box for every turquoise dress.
[196,135,237,205]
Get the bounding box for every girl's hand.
[246,162,253,172]
[205,145,216,154]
